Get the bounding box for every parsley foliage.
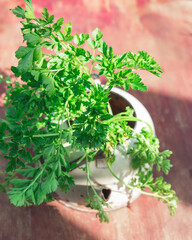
[0,0,177,222]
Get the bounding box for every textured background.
[0,0,192,239]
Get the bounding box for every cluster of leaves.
[0,0,177,222]
[128,129,178,215]
[101,113,178,215]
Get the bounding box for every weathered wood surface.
[0,0,192,239]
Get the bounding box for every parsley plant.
[0,0,177,222]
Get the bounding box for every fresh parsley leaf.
[24,33,41,46]
[10,6,25,19]
[92,28,103,41]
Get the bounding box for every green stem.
[103,116,153,135]
[35,68,64,72]
[107,103,113,115]
[86,156,100,198]
[2,132,60,140]
[2,135,13,140]
[32,133,59,138]
[75,152,88,165]
[42,53,54,57]
[86,155,91,198]
[106,162,169,200]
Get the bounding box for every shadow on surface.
[0,193,99,240]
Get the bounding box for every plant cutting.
[0,0,178,222]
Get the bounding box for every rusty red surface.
[0,0,192,239]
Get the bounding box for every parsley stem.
[2,132,60,140]
[2,135,13,140]
[107,103,113,115]
[75,152,88,165]
[103,116,154,135]
[86,155,107,205]
[32,133,59,138]
[42,53,54,57]
[106,162,133,190]
[107,162,170,201]
[35,68,64,72]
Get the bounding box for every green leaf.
[11,66,20,77]
[10,6,25,19]
[42,27,52,37]
[161,160,173,175]
[8,191,26,206]
[21,137,32,148]
[17,48,34,73]
[92,28,103,41]
[34,45,42,62]
[63,35,73,42]
[19,149,32,162]
[41,7,49,19]
[76,48,86,57]
[98,41,108,57]
[0,122,7,139]
[56,31,64,41]
[74,33,89,46]
[36,18,48,27]
[63,22,73,42]
[42,76,55,96]
[17,166,39,178]
[57,17,64,26]
[53,17,64,32]
[128,73,147,91]
[6,159,17,172]
[6,107,17,122]
[26,188,36,204]
[94,64,103,71]
[17,158,26,168]
[64,22,72,36]
[115,53,127,68]
[8,123,22,133]
[48,15,54,23]
[87,38,95,49]
[74,34,80,45]
[109,47,113,58]
[31,70,40,81]
[41,173,58,194]
[25,4,35,19]
[35,186,45,205]
[21,21,40,29]
[9,144,19,157]
[119,69,132,78]
[123,81,130,91]
[15,46,33,59]
[11,178,31,188]
[161,150,172,158]
[0,142,9,154]
[43,144,56,157]
[24,33,41,46]
[25,0,35,19]
[25,0,33,7]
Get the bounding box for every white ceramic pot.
[55,87,155,212]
